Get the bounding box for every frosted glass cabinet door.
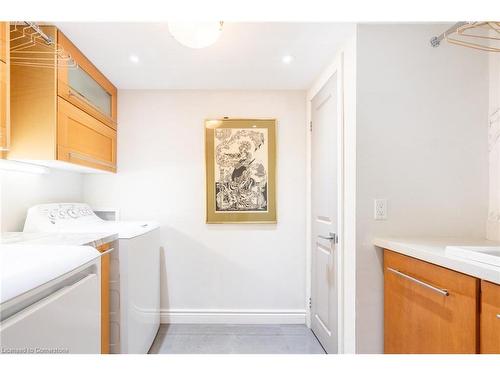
[68,67,112,117]
[57,30,117,130]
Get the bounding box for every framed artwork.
[205,118,277,224]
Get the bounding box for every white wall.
[0,169,83,231]
[487,51,500,240]
[83,90,307,323]
[355,24,489,353]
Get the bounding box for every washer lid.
[0,244,101,304]
[92,221,160,239]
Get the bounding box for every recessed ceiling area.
[55,22,355,90]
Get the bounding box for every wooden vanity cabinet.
[384,250,479,354]
[0,21,9,151]
[480,280,500,353]
[8,25,117,172]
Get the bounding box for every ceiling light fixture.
[129,54,139,63]
[282,55,294,64]
[168,21,223,49]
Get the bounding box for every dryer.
[23,203,161,354]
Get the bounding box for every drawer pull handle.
[387,267,449,296]
[496,314,500,319]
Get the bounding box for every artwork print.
[214,128,268,212]
[205,119,276,223]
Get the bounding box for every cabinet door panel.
[0,22,9,151]
[57,31,117,129]
[57,97,116,172]
[0,22,8,63]
[0,61,8,150]
[480,280,500,353]
[384,250,479,353]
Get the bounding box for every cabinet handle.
[496,314,500,319]
[386,267,449,297]
[69,151,115,168]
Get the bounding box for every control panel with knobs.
[36,203,96,224]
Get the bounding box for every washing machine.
[23,203,161,354]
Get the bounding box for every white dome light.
[168,21,223,49]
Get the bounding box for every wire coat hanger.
[445,22,500,52]
[10,22,77,69]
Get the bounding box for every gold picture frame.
[205,118,277,224]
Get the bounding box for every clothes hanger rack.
[10,21,77,69]
[430,21,500,52]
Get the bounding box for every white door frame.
[306,52,345,353]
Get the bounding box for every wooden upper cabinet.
[384,250,479,354]
[480,280,500,353]
[57,31,117,130]
[0,22,9,151]
[8,25,117,172]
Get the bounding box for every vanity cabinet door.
[480,280,500,353]
[57,97,117,172]
[384,250,479,353]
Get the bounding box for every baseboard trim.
[160,309,307,324]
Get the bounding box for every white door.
[311,73,339,354]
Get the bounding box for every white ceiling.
[56,22,355,90]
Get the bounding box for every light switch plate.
[374,199,387,220]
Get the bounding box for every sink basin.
[445,246,500,267]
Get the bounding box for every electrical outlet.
[374,199,387,220]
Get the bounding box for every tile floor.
[148,324,326,354]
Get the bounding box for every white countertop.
[374,237,500,284]
[0,232,118,247]
[0,244,101,304]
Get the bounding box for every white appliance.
[0,244,102,354]
[23,203,161,354]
